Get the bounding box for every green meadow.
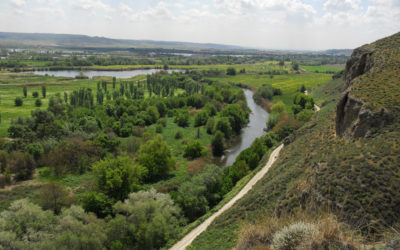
[206,72,333,108]
[300,65,344,73]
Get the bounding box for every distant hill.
[190,32,400,249]
[0,32,246,51]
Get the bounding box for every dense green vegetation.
[0,47,343,249]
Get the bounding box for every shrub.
[270,101,286,113]
[155,124,163,133]
[35,98,42,107]
[175,130,183,139]
[184,140,204,159]
[297,109,314,123]
[272,222,315,250]
[14,97,23,106]
[215,117,233,139]
[226,67,236,76]
[32,91,39,98]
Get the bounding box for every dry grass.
[187,157,207,174]
[235,210,363,250]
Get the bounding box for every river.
[26,69,268,167]
[217,89,269,167]
[25,69,183,79]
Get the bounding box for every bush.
[14,97,23,106]
[226,67,236,76]
[184,140,204,159]
[32,91,39,98]
[297,109,314,123]
[175,130,183,139]
[35,98,42,107]
[270,101,286,113]
[272,222,315,250]
[155,124,163,133]
[215,117,233,139]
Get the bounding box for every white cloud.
[34,0,60,4]
[10,0,26,7]
[119,3,133,13]
[126,1,177,22]
[69,0,114,13]
[323,0,361,11]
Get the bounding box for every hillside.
[0,32,245,51]
[190,32,400,249]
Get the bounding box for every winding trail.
[170,144,284,250]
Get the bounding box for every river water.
[26,69,183,79]
[217,89,269,167]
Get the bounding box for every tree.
[226,67,236,76]
[9,152,35,181]
[221,104,248,134]
[0,199,57,249]
[81,192,114,218]
[23,86,27,98]
[292,62,299,71]
[215,117,233,139]
[137,135,175,181]
[194,111,208,127]
[112,77,116,89]
[42,86,46,98]
[184,140,204,159]
[38,182,71,214]
[174,110,190,127]
[35,98,42,107]
[211,131,225,156]
[111,189,184,249]
[32,91,39,98]
[93,156,147,200]
[25,142,44,161]
[14,97,23,106]
[0,150,7,173]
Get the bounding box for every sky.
[0,0,399,50]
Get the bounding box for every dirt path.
[170,144,284,250]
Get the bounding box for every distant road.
[170,144,284,250]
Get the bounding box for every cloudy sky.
[0,0,399,50]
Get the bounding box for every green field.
[206,72,332,108]
[300,65,344,73]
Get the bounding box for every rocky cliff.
[336,32,400,139]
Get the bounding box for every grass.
[190,76,400,249]
[165,146,277,249]
[300,65,344,73]
[206,72,332,109]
